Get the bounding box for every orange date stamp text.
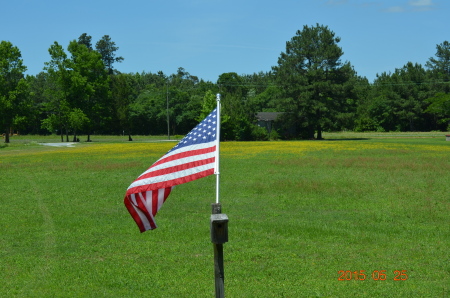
[338,270,408,281]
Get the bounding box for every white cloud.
[325,0,348,5]
[409,0,433,6]
[383,0,435,13]
[323,0,434,13]
[409,0,434,11]
[384,6,405,13]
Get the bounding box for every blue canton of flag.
[169,109,217,152]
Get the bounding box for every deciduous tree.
[0,41,28,143]
[111,73,134,140]
[43,42,72,141]
[67,40,109,141]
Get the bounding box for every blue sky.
[2,0,449,83]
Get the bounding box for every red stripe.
[127,168,214,195]
[135,193,157,230]
[163,187,172,203]
[124,195,158,232]
[135,157,215,182]
[152,190,159,216]
[150,145,216,169]
[124,196,145,232]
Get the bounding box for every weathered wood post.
[211,203,228,298]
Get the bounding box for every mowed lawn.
[0,134,449,297]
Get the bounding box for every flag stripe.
[152,190,159,217]
[136,142,216,179]
[127,167,214,195]
[124,197,146,231]
[132,163,214,188]
[124,107,218,232]
[125,193,157,231]
[147,143,216,172]
[137,192,155,229]
[134,156,215,183]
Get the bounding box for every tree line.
[1,24,450,143]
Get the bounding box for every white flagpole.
[211,93,227,298]
[215,93,221,204]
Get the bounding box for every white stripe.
[128,162,214,190]
[144,191,153,216]
[130,193,138,205]
[152,141,215,163]
[139,151,216,177]
[157,188,165,212]
[130,193,153,231]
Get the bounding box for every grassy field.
[1,133,449,297]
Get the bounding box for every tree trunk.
[316,106,323,140]
[4,129,10,143]
[409,117,414,132]
[128,133,133,141]
[317,125,323,140]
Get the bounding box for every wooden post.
[211,203,228,298]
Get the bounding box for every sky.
[2,0,449,83]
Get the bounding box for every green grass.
[1,133,449,297]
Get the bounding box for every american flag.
[124,108,218,232]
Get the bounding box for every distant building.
[255,112,284,137]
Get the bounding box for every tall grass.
[1,134,449,297]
